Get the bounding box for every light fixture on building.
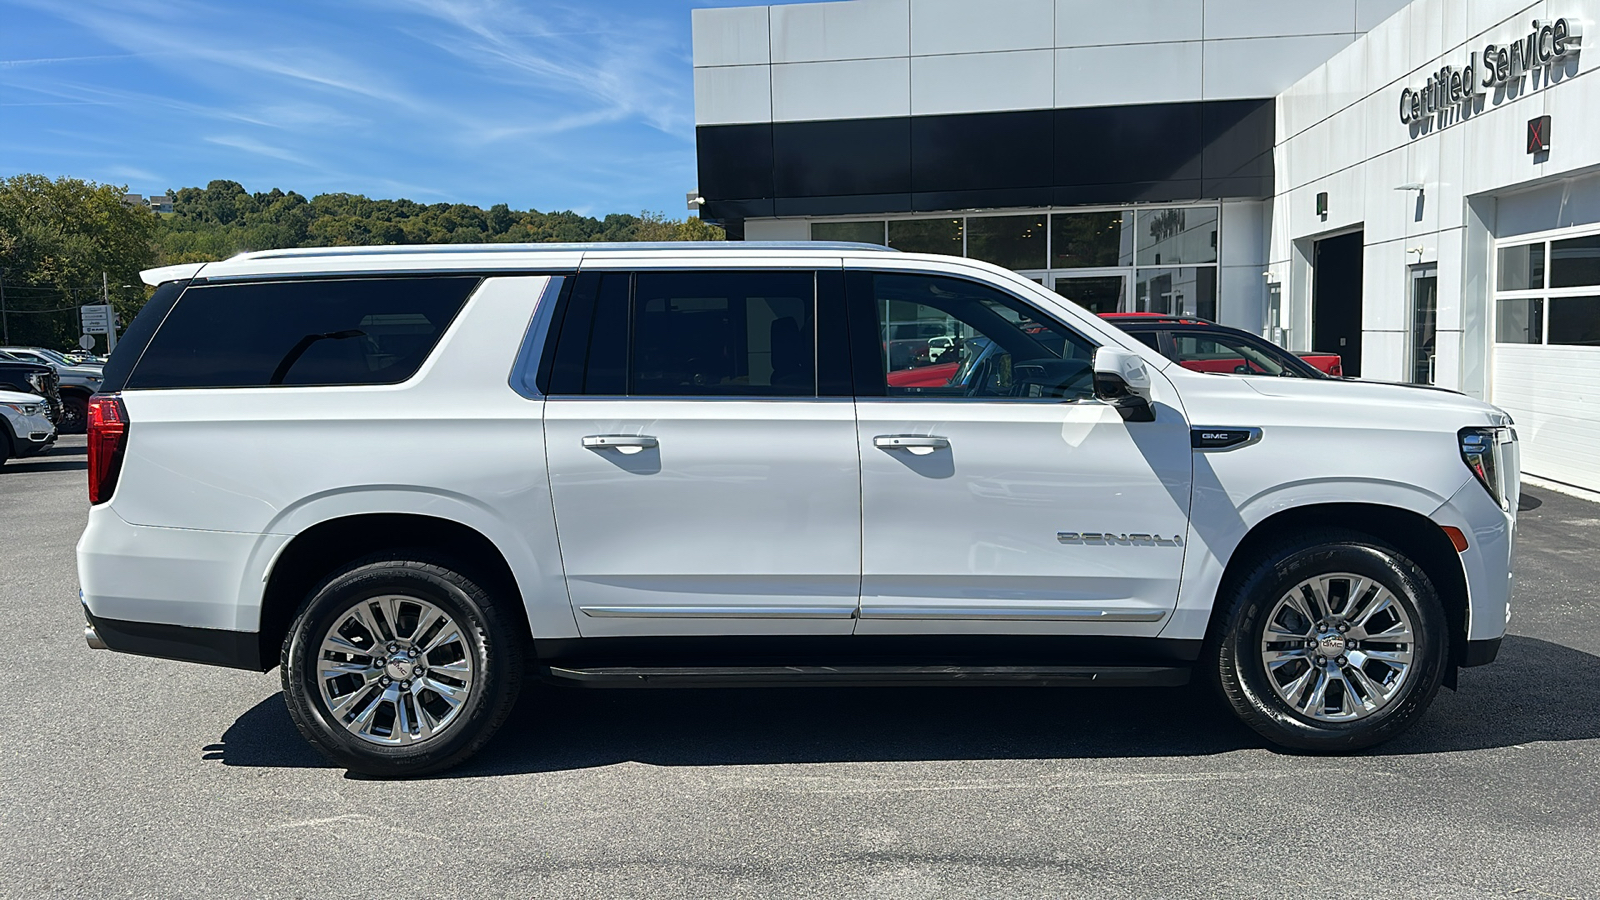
[1395,182,1426,194]
[1315,192,1329,221]
[686,191,705,211]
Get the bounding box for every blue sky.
[0,0,783,216]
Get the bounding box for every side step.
[541,665,1190,689]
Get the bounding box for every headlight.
[1460,426,1518,512]
[27,373,47,391]
[1,402,42,417]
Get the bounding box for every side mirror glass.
[1093,347,1155,422]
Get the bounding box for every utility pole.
[0,268,8,345]
[102,271,117,353]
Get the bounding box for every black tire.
[1208,530,1448,752]
[281,553,524,777]
[60,394,88,434]
[0,427,11,468]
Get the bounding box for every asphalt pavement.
[2,436,1597,899]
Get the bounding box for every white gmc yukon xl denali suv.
[78,243,1519,776]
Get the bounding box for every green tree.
[0,174,156,348]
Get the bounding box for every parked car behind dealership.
[79,243,1518,777]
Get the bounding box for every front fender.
[1159,464,1469,641]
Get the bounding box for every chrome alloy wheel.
[316,594,475,745]
[1258,572,1415,722]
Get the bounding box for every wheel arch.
[1206,502,1471,675]
[258,513,530,671]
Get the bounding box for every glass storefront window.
[811,221,885,245]
[888,218,963,255]
[1548,296,1600,346]
[1051,276,1125,314]
[1495,297,1544,344]
[1496,243,1545,291]
[1549,235,1600,288]
[1050,211,1132,268]
[1134,267,1217,319]
[966,215,1047,270]
[1135,207,1218,266]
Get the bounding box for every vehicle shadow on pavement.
[208,635,1599,776]
[0,458,86,474]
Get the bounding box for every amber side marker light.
[1441,526,1470,553]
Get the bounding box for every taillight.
[87,394,129,504]
[1329,361,1343,377]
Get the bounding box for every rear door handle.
[582,434,658,452]
[873,434,950,452]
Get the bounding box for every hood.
[0,389,49,405]
[1242,375,1509,421]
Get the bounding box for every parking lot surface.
[2,436,1598,899]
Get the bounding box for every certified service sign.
[1399,18,1582,125]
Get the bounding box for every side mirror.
[1093,347,1156,423]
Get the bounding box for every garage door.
[1492,228,1600,491]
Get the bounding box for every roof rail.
[228,241,900,262]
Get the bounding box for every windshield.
[1168,331,1316,378]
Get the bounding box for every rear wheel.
[281,554,523,777]
[1209,531,1447,752]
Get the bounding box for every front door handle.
[582,434,658,453]
[874,434,950,453]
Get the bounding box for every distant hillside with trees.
[0,174,722,350]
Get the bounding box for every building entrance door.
[1047,272,1128,314]
[1408,264,1438,384]
[1312,231,1364,376]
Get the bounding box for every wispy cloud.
[203,135,316,167]
[1,0,718,212]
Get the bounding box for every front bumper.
[1431,477,1517,644]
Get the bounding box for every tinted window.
[1168,330,1307,377]
[632,271,815,396]
[1549,235,1600,288]
[859,273,1096,401]
[127,276,479,389]
[102,279,189,393]
[1548,296,1600,346]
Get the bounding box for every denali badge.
[1057,532,1183,546]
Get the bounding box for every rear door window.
[125,276,480,389]
[542,270,836,399]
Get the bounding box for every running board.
[540,664,1190,688]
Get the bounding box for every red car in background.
[884,313,1342,389]
[1099,313,1342,378]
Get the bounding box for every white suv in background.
[78,243,1519,776]
[0,389,56,466]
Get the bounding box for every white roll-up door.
[1491,227,1600,491]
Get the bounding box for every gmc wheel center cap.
[1317,631,1349,658]
[385,655,414,680]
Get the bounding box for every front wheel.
[1209,532,1448,752]
[281,555,524,777]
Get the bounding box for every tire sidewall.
[1220,540,1447,751]
[283,559,510,775]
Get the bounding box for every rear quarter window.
[125,276,480,389]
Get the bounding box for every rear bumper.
[77,504,288,633]
[83,604,262,670]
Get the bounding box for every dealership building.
[692,0,1600,492]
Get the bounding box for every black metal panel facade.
[697,99,1275,225]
